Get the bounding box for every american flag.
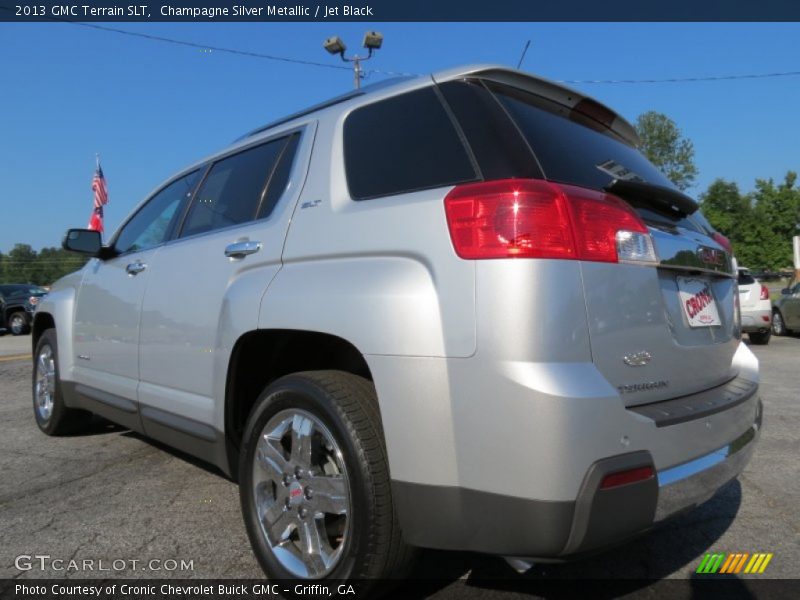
[88,162,109,232]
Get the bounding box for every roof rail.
[234,75,416,142]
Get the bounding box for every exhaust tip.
[503,556,535,574]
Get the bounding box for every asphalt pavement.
[1,333,798,594]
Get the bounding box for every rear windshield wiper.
[604,179,698,217]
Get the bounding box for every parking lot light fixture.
[323,32,383,89]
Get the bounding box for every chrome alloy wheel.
[34,344,56,421]
[252,409,351,578]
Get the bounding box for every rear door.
[473,79,738,405]
[136,127,308,443]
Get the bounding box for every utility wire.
[5,12,798,85]
[72,22,419,77]
[71,24,800,83]
[560,71,800,84]
[71,22,354,71]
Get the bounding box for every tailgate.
[581,227,738,407]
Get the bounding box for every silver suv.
[35,65,761,582]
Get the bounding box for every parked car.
[35,65,761,584]
[772,277,800,335]
[737,268,772,344]
[0,284,47,336]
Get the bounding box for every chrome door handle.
[126,261,147,276]
[225,240,262,259]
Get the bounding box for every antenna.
[517,40,531,70]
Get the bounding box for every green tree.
[6,244,38,284]
[0,244,88,285]
[700,173,800,271]
[748,173,800,270]
[634,111,698,191]
[699,179,749,237]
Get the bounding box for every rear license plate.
[677,276,721,328]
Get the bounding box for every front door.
[136,128,308,446]
[72,169,203,426]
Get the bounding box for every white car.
[738,268,772,344]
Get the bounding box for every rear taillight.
[444,179,657,264]
[760,285,770,301]
[713,231,733,254]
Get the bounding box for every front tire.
[239,371,412,585]
[748,329,771,345]
[8,311,29,335]
[772,310,788,336]
[33,329,92,435]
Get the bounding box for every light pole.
[323,31,383,89]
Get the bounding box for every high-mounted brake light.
[760,285,770,301]
[444,179,657,264]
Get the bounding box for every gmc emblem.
[697,246,724,266]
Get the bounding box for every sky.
[1,22,799,253]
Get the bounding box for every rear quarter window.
[344,87,477,200]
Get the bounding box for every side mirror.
[62,229,102,255]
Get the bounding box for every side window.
[438,80,539,181]
[344,87,477,200]
[114,170,202,255]
[180,137,289,238]
[257,134,300,219]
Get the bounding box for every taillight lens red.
[760,285,770,301]
[444,178,656,263]
[600,466,655,490]
[713,231,733,254]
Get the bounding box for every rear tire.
[772,310,788,336]
[8,311,29,336]
[33,329,92,435]
[239,370,414,588]
[748,330,771,345]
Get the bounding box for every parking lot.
[1,333,798,594]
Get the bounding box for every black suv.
[0,284,47,335]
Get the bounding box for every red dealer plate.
[677,276,721,328]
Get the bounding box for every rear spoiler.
[432,66,640,147]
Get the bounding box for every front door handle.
[225,240,262,259]
[126,261,147,276]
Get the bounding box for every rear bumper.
[741,307,771,332]
[656,413,760,521]
[393,398,761,558]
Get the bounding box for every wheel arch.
[223,328,376,477]
[32,311,56,350]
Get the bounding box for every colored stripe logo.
[696,552,773,574]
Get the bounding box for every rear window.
[484,81,708,233]
[344,87,477,200]
[486,81,673,191]
[738,272,756,285]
